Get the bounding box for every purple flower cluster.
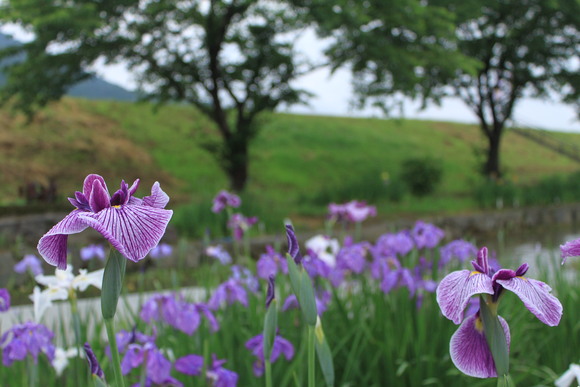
[1,322,55,366]
[175,354,238,386]
[256,245,287,279]
[328,200,377,223]
[80,244,106,262]
[14,254,44,276]
[411,221,445,249]
[212,190,241,213]
[149,243,173,259]
[206,245,233,265]
[439,239,478,267]
[140,293,219,335]
[228,213,258,241]
[245,333,294,376]
[0,288,10,312]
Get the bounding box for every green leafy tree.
[293,0,478,113]
[0,0,311,191]
[300,0,579,179]
[446,0,579,178]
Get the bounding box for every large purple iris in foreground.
[436,247,562,378]
[38,174,173,269]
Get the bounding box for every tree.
[294,0,478,113]
[301,0,580,179]
[432,0,580,178]
[0,0,311,191]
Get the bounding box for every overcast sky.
[2,24,579,132]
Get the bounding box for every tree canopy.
[0,0,312,191]
[300,0,580,178]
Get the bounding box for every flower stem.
[308,325,315,387]
[70,292,84,387]
[265,359,273,387]
[104,318,125,387]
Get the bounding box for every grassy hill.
[2,97,580,234]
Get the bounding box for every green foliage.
[473,171,580,209]
[0,0,314,190]
[399,157,443,197]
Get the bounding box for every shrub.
[399,157,443,197]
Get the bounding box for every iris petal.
[78,205,173,263]
[495,276,562,326]
[436,270,494,324]
[560,238,580,263]
[89,179,111,213]
[37,210,89,269]
[143,182,170,209]
[83,174,108,202]
[450,314,510,378]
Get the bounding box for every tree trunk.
[224,134,249,192]
[483,127,502,180]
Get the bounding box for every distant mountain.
[0,33,136,102]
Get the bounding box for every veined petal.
[89,179,110,213]
[495,277,562,326]
[142,182,170,209]
[450,314,510,378]
[78,205,173,262]
[436,270,493,324]
[83,174,108,202]
[37,211,89,270]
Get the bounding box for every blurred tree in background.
[299,0,579,180]
[0,0,312,191]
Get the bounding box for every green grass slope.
[2,98,580,232]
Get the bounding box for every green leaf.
[299,269,318,326]
[479,296,510,377]
[263,300,278,361]
[314,317,335,387]
[286,254,301,296]
[101,249,126,320]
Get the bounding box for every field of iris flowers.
[0,174,579,387]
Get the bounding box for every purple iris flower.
[1,321,55,366]
[140,294,219,334]
[282,290,331,315]
[336,237,369,274]
[206,354,238,387]
[302,253,332,279]
[149,243,173,259]
[375,257,416,295]
[208,278,248,310]
[411,221,445,250]
[0,288,10,312]
[14,254,44,276]
[285,224,302,264]
[108,327,156,357]
[175,354,204,376]
[256,245,287,279]
[121,342,174,385]
[439,239,478,268]
[80,244,106,262]
[227,213,257,241]
[436,247,562,378]
[245,333,295,377]
[212,190,241,213]
[37,174,173,269]
[373,231,415,258]
[231,265,260,293]
[206,245,232,265]
[83,342,105,379]
[328,200,377,223]
[560,236,580,263]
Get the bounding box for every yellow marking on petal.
[475,316,484,333]
[516,276,527,281]
[469,271,481,276]
[112,205,121,208]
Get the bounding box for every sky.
[2,24,579,132]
